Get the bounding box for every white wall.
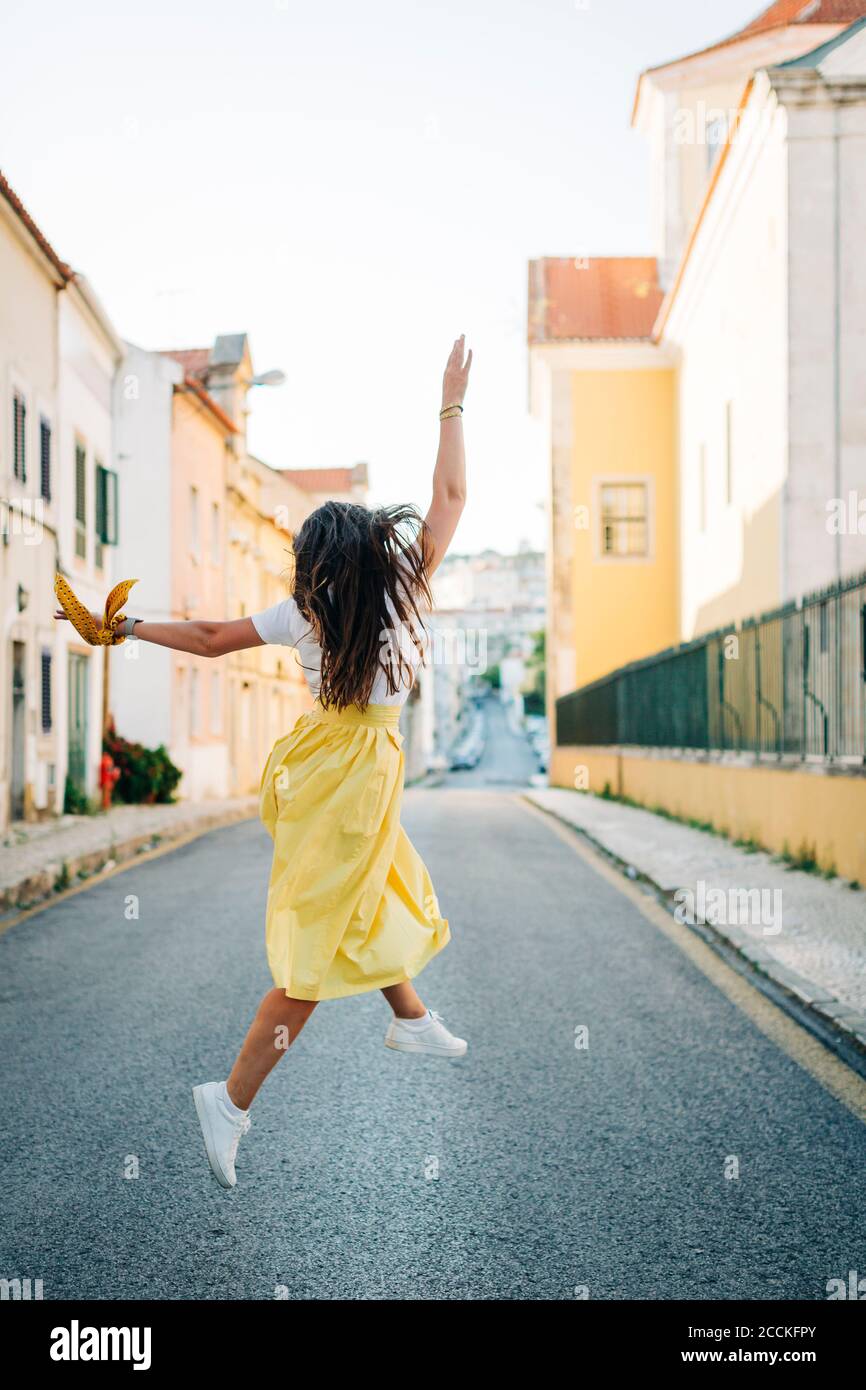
[0,204,62,825]
[636,25,853,289]
[111,342,177,749]
[665,80,790,639]
[56,285,122,802]
[785,89,866,595]
[655,49,866,641]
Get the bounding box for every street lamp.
[249,369,286,388]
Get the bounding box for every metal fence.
[556,570,866,763]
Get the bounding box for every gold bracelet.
[439,404,463,420]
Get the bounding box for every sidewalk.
[524,787,866,1057]
[0,798,258,916]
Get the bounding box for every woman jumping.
[57,335,472,1189]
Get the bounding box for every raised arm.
[424,335,472,576]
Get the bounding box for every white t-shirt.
[250,556,430,708]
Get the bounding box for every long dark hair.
[290,501,433,711]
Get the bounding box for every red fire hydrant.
[99,752,120,810]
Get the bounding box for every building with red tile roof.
[528,257,664,344]
[0,168,73,285]
[285,464,368,498]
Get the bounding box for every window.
[75,442,87,559]
[39,418,51,501]
[95,463,118,544]
[190,668,200,738]
[724,401,734,506]
[95,462,118,567]
[13,391,26,482]
[41,650,52,732]
[599,483,648,557]
[190,485,200,561]
[95,461,105,568]
[210,671,221,735]
[211,502,220,566]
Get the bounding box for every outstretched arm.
[54,609,264,658]
[129,616,264,657]
[424,335,472,576]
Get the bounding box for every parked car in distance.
[450,745,478,771]
[449,712,486,770]
[524,716,549,773]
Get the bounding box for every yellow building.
[224,449,311,795]
[165,365,237,799]
[168,335,369,795]
[528,256,677,708]
[224,458,371,793]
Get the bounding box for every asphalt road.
[2,785,865,1300]
[442,695,541,788]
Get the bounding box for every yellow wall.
[570,367,677,687]
[227,459,312,795]
[551,745,866,884]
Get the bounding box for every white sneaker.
[192,1081,251,1189]
[384,1009,468,1058]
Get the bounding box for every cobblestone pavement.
[526,789,866,1024]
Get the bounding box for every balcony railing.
[556,570,866,763]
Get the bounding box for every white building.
[56,277,124,807]
[427,547,546,759]
[110,344,181,772]
[633,5,866,637]
[433,545,545,615]
[0,172,65,827]
[0,170,122,828]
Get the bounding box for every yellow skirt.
[258,699,450,1000]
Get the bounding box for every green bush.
[104,723,182,805]
[63,777,91,816]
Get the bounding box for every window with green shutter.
[13,392,27,482]
[95,461,105,567]
[96,464,119,545]
[41,650,52,732]
[40,417,51,501]
[75,442,86,558]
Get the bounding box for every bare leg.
[226,988,318,1110]
[381,979,427,1020]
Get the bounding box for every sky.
[2,0,760,554]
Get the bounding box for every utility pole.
[102,645,110,742]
